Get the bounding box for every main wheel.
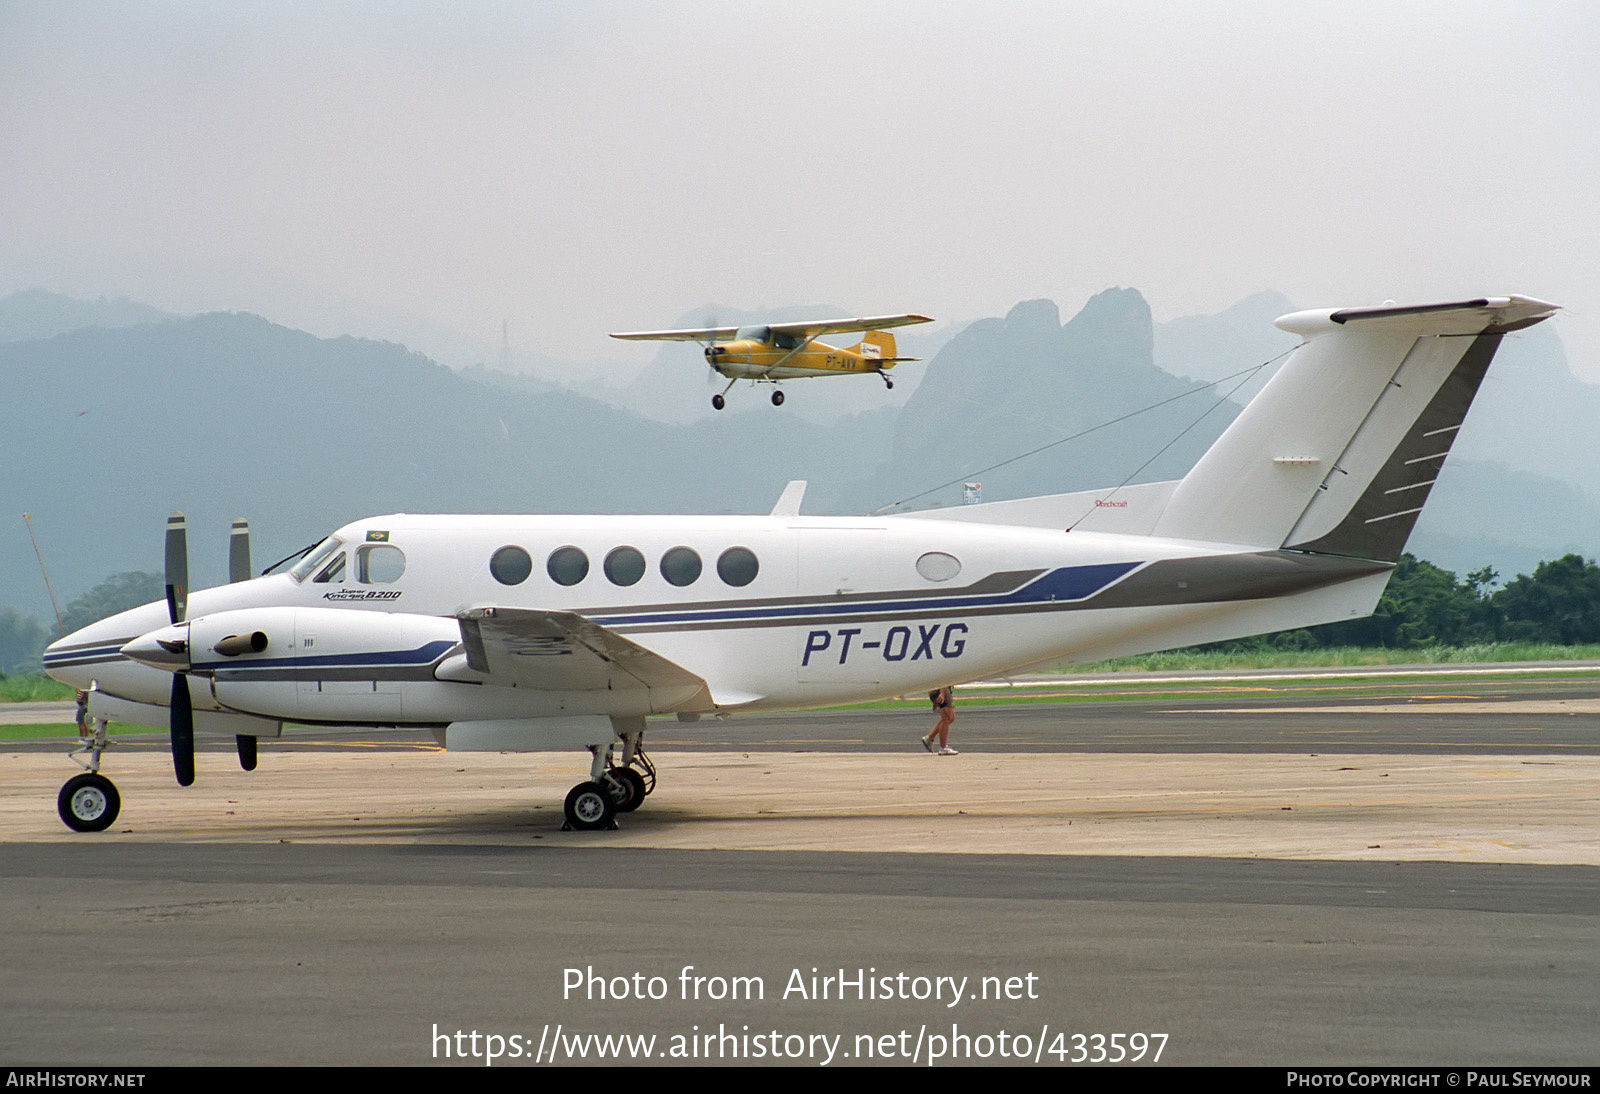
[608,768,648,813]
[771,389,785,406]
[58,773,120,833]
[711,393,726,410]
[564,780,617,830]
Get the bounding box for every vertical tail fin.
[856,330,898,368]
[1151,296,1559,559]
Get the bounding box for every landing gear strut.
[59,695,121,832]
[561,732,655,830]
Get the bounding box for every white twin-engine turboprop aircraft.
[43,295,1558,833]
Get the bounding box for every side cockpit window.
[357,544,405,584]
[312,552,346,584]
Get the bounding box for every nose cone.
[43,627,137,688]
[120,623,191,672]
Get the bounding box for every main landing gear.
[58,699,120,832]
[709,382,785,410]
[562,738,657,831]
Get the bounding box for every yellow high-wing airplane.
[611,314,934,410]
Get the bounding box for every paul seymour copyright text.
[430,964,1167,1065]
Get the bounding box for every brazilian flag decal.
[366,530,390,542]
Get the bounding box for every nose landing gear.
[59,694,121,832]
[59,772,119,833]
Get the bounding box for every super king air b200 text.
[43,295,1559,832]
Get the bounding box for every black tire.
[885,378,894,389]
[609,768,648,813]
[771,389,785,406]
[711,394,726,410]
[58,773,120,833]
[564,781,617,830]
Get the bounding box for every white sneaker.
[939,746,960,756]
[920,735,934,753]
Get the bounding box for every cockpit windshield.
[734,325,771,343]
[288,536,345,583]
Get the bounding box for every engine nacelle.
[179,606,459,723]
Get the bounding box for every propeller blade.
[165,512,188,624]
[236,735,258,772]
[171,673,195,786]
[229,518,251,583]
[703,313,721,385]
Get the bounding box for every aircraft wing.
[610,314,932,343]
[454,606,711,696]
[765,314,933,340]
[609,326,742,343]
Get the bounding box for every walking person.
[920,685,958,755]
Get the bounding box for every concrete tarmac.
[2,674,1597,1067]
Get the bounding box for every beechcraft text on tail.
[610,313,933,410]
[44,295,1559,832]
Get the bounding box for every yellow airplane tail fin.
[855,330,907,370]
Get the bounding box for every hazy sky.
[4,0,1597,378]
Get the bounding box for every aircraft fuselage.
[43,511,1389,736]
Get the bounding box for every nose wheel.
[59,773,120,833]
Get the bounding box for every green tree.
[1492,555,1600,644]
[1306,554,1493,648]
[0,606,51,675]
[59,571,164,635]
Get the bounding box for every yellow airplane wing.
[610,314,932,343]
[609,325,742,343]
[765,314,933,340]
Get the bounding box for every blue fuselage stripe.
[588,562,1141,628]
[192,640,457,674]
